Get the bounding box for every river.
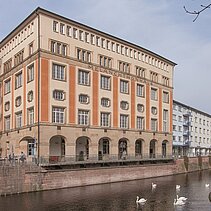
[0,170,211,211]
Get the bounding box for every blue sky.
[1,0,211,113]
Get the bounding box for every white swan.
[177,195,187,201]
[205,184,210,188]
[174,199,186,205]
[152,182,157,188]
[176,185,180,190]
[136,196,147,203]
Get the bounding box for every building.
[173,100,211,157]
[0,7,176,163]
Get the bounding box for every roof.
[173,100,211,118]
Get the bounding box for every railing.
[38,153,173,165]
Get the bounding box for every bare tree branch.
[184,3,211,22]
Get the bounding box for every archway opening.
[49,135,65,163]
[19,136,36,158]
[149,139,156,158]
[76,136,90,161]
[119,139,128,160]
[98,138,110,160]
[162,140,168,158]
[135,139,144,158]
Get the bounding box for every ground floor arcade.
[0,125,172,163]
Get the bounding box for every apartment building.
[173,100,211,157]
[0,7,176,163]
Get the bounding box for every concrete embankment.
[0,156,210,196]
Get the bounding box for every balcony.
[183,121,189,126]
[183,131,189,136]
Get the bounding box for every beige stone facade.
[0,8,176,163]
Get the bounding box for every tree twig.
[184,3,211,22]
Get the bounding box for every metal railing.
[38,153,173,165]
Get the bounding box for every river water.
[1,170,211,211]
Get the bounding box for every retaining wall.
[0,156,210,195]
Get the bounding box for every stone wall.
[0,156,210,196]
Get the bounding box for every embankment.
[0,156,210,195]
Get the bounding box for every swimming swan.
[176,185,180,190]
[205,184,210,188]
[152,183,157,188]
[136,196,147,203]
[177,195,187,201]
[174,199,186,205]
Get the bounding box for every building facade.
[173,100,211,157]
[0,8,176,163]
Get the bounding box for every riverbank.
[0,156,210,196]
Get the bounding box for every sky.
[1,0,211,113]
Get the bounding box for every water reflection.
[0,170,211,211]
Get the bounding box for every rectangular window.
[90,34,95,45]
[14,49,24,66]
[85,32,89,43]
[50,41,67,56]
[16,112,22,128]
[27,107,34,125]
[52,107,65,124]
[136,66,145,78]
[120,80,129,94]
[151,88,158,100]
[4,79,11,94]
[15,72,22,89]
[52,64,65,80]
[163,109,168,132]
[28,140,35,156]
[4,116,10,131]
[151,118,157,131]
[101,112,110,127]
[60,23,65,34]
[101,75,111,90]
[120,114,128,129]
[137,116,144,130]
[27,64,34,82]
[150,71,158,82]
[77,48,91,63]
[29,42,33,55]
[118,61,130,73]
[73,28,78,39]
[3,58,12,73]
[79,30,83,41]
[53,90,65,101]
[53,21,58,32]
[99,55,112,68]
[67,26,71,37]
[78,110,89,125]
[137,84,145,97]
[78,69,90,85]
[163,91,169,103]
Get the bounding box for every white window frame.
[137,116,144,130]
[78,110,89,125]
[137,84,144,97]
[120,114,129,129]
[27,64,34,82]
[78,69,90,86]
[27,107,34,125]
[101,112,110,127]
[120,80,129,94]
[101,75,111,90]
[52,107,65,124]
[16,112,22,128]
[52,64,65,81]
